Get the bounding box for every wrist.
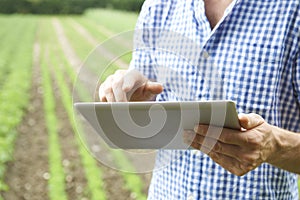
[266,125,300,173]
[265,125,284,165]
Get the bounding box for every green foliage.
[43,19,107,200]
[51,48,107,200]
[0,16,29,89]
[298,178,300,196]
[39,21,68,200]
[0,16,36,193]
[0,0,95,14]
[41,55,68,200]
[111,150,147,200]
[0,11,146,199]
[58,17,95,61]
[54,14,146,199]
[59,16,133,82]
[73,17,133,64]
[59,17,120,77]
[0,0,144,14]
[106,0,144,12]
[84,8,138,33]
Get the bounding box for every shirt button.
[203,50,209,58]
[187,194,195,200]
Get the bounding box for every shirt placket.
[196,0,240,59]
[195,0,240,100]
[186,1,241,199]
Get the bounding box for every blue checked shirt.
[129,0,300,199]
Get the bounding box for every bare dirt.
[1,18,153,200]
[53,17,152,196]
[50,52,134,200]
[1,43,49,200]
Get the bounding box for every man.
[99,0,300,199]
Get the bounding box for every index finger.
[122,69,147,92]
[194,124,246,146]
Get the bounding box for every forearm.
[267,126,300,174]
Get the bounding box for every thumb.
[144,81,163,95]
[238,113,265,130]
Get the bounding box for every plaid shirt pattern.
[129,0,300,199]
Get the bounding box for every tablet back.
[74,101,240,149]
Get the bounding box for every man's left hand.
[183,113,278,176]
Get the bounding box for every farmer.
[99,0,300,199]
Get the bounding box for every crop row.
[0,17,30,89]
[84,9,138,33]
[59,15,134,79]
[71,17,133,65]
[55,16,147,199]
[37,18,107,200]
[39,19,69,200]
[0,16,37,197]
[43,16,146,199]
[59,17,120,79]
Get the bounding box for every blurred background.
[0,0,299,200]
[0,0,144,14]
[0,0,152,200]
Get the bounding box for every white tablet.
[74,100,240,149]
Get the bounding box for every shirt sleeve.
[128,0,171,81]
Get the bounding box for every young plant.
[0,16,36,195]
[40,24,68,200]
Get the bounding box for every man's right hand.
[99,69,163,102]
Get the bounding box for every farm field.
[0,8,299,200]
[0,9,151,200]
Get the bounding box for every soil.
[48,56,89,199]
[1,18,152,200]
[50,50,134,200]
[1,43,49,200]
[66,19,153,195]
[53,18,152,195]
